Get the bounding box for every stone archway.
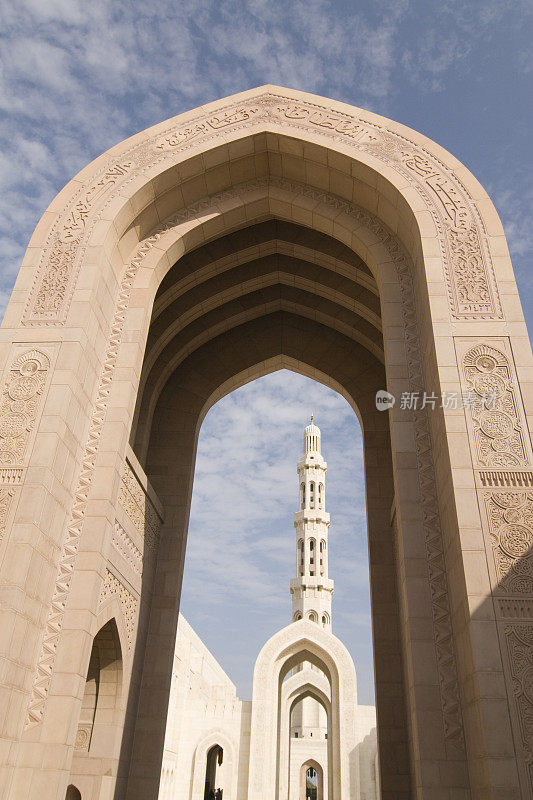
[299,760,324,800]
[0,86,531,800]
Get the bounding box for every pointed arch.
[0,85,528,800]
[249,620,357,800]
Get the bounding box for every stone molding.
[504,624,533,790]
[24,245,148,727]
[22,91,501,327]
[98,568,138,647]
[112,520,143,578]
[118,460,161,554]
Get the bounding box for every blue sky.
[1,1,531,702]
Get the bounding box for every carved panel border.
[455,338,531,469]
[118,460,161,554]
[23,93,501,327]
[503,624,533,793]
[481,490,533,596]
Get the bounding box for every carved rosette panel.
[99,569,138,647]
[119,461,161,553]
[0,349,50,465]
[459,342,529,468]
[504,624,533,789]
[22,93,502,327]
[74,724,92,751]
[484,491,533,595]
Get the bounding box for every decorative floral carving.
[446,227,498,316]
[485,491,533,595]
[24,161,134,325]
[504,624,533,789]
[0,349,50,465]
[119,462,161,553]
[99,569,138,647]
[23,93,501,327]
[462,344,529,468]
[0,487,15,543]
[74,724,91,751]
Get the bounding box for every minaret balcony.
[290,576,334,592]
[293,510,330,525]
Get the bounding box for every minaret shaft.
[290,419,333,629]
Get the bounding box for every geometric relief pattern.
[0,348,50,465]
[504,624,533,790]
[99,568,138,648]
[118,461,162,554]
[462,343,529,468]
[112,520,143,577]
[485,491,533,595]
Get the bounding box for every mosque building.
[158,419,379,800]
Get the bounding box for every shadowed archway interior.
[128,216,408,798]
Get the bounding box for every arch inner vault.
[0,86,531,800]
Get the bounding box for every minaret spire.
[290,418,333,629]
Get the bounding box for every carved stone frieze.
[0,349,50,465]
[0,486,15,544]
[484,491,533,595]
[99,568,138,647]
[112,520,143,577]
[460,342,529,468]
[119,461,161,553]
[22,93,501,327]
[504,624,533,790]
[24,244,146,727]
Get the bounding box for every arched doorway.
[299,760,323,800]
[1,86,530,800]
[204,744,223,800]
[67,618,124,799]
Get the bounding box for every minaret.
[290,417,333,629]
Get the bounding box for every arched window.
[318,482,324,508]
[308,610,318,622]
[293,611,302,621]
[65,787,81,800]
[309,481,315,508]
[298,539,304,564]
[204,744,223,799]
[300,482,305,509]
[322,613,329,628]
[309,538,315,573]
